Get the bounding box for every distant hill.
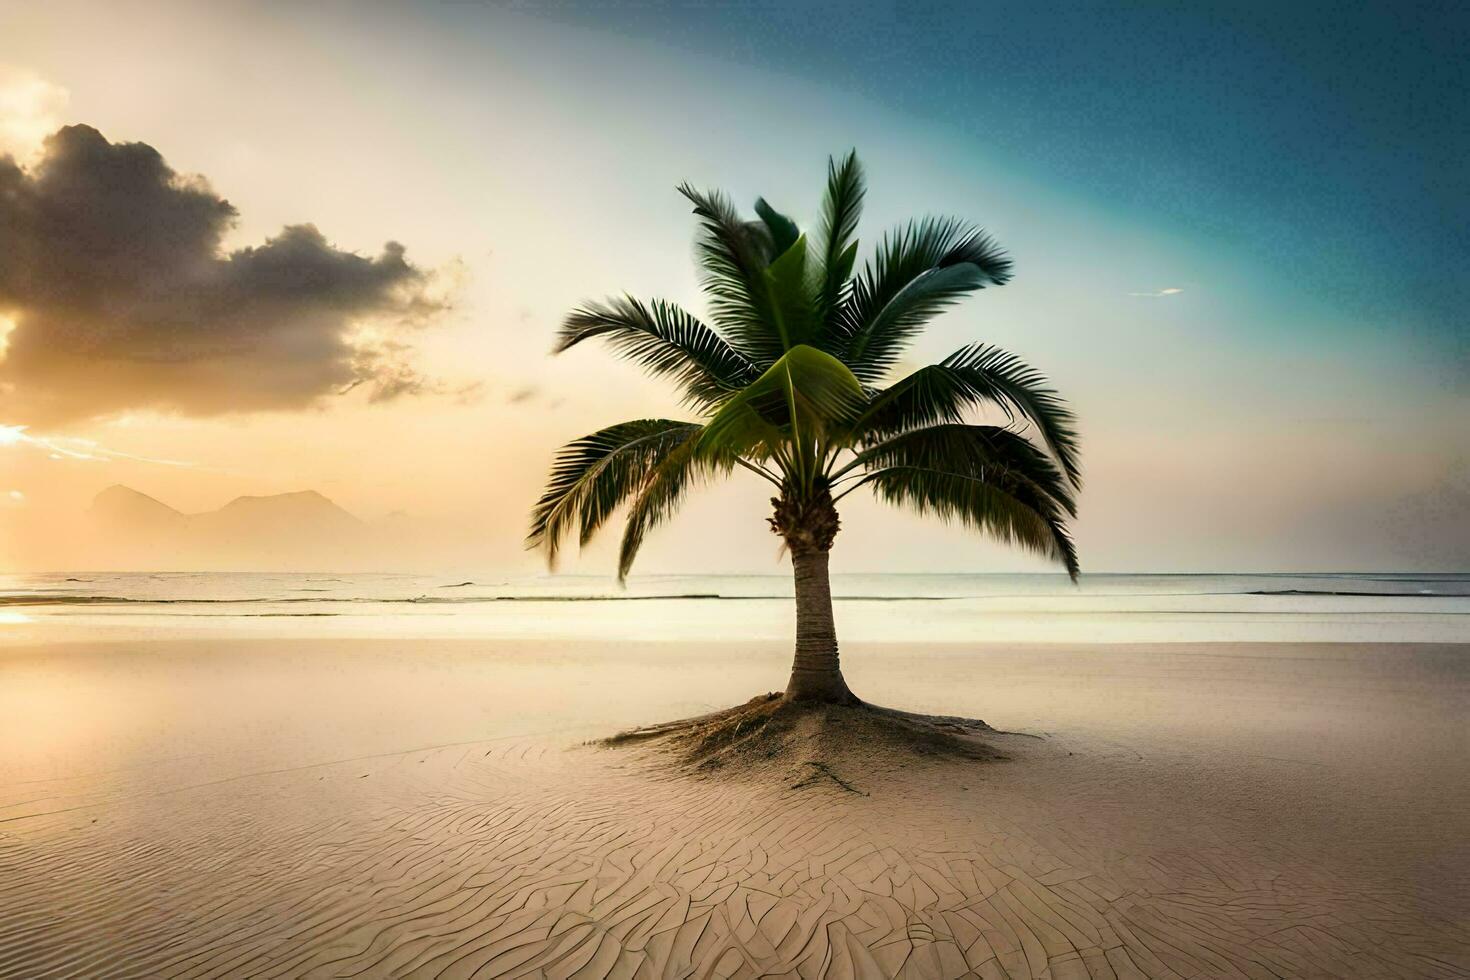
[90,485,186,530]
[196,489,364,538]
[86,486,374,571]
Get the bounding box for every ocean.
[2,570,1465,644]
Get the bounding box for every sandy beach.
[3,635,1466,978]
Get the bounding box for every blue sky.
[532,0,1467,370]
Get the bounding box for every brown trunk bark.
[768,485,855,703]
[784,545,855,703]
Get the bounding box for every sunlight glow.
[0,422,196,467]
[0,66,67,162]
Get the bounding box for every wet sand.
[1,639,1466,977]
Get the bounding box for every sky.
[0,0,1465,574]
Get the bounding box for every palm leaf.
[815,151,865,325]
[557,296,758,406]
[677,183,785,365]
[527,419,701,567]
[849,423,1075,518]
[754,197,800,256]
[696,345,866,467]
[854,344,1081,488]
[837,218,1013,380]
[846,263,991,378]
[861,464,1078,579]
[846,423,1078,578]
[617,433,733,580]
[761,234,819,350]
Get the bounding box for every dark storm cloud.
[0,124,445,423]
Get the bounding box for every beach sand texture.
[2,639,1466,978]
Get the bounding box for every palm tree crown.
[529,151,1080,587]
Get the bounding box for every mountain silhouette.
[196,490,363,538]
[91,485,186,529]
[87,486,372,570]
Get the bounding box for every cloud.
[0,124,448,424]
[506,385,539,405]
[1128,287,1184,297]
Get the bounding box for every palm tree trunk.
[785,546,855,703]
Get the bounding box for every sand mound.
[601,693,1010,790]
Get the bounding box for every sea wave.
[0,589,1461,607]
[1246,589,1449,597]
[0,594,732,606]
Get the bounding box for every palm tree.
[529,152,1079,705]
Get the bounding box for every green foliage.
[837,218,1012,380]
[862,464,1079,580]
[760,235,818,350]
[676,183,784,365]
[815,151,865,325]
[527,420,703,568]
[557,296,757,408]
[754,197,800,256]
[531,154,1082,579]
[696,345,865,477]
[844,424,1078,579]
[857,344,1081,489]
[617,434,727,582]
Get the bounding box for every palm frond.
[837,218,1013,381]
[677,183,785,365]
[557,296,758,407]
[848,423,1075,518]
[696,345,866,467]
[847,423,1078,578]
[861,465,1078,579]
[854,344,1081,488]
[754,197,800,256]
[761,234,819,350]
[617,433,734,580]
[527,419,702,567]
[815,151,865,325]
[848,263,991,378]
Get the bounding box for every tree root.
[599,692,1011,785]
[791,761,868,795]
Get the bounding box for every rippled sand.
[1,639,1466,978]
